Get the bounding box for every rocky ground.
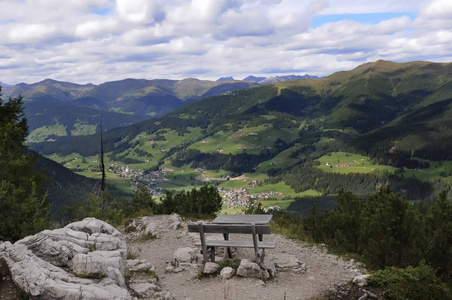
[123,214,370,300]
[0,258,21,300]
[0,214,378,300]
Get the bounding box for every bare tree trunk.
[99,114,106,212]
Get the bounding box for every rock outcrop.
[0,218,130,300]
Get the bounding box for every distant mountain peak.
[0,82,12,88]
[258,74,320,84]
[243,75,266,83]
[216,76,235,82]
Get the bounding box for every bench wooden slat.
[195,240,276,249]
[188,221,276,263]
[213,214,272,224]
[187,224,271,235]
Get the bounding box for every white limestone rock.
[220,266,235,279]
[129,282,160,297]
[173,247,199,267]
[0,218,131,300]
[203,262,219,274]
[236,259,262,278]
[268,253,306,273]
[353,274,370,287]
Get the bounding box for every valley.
[17,60,452,214]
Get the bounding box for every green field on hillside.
[71,120,97,136]
[75,170,132,193]
[256,144,304,172]
[189,126,299,155]
[316,152,395,174]
[28,123,67,143]
[402,159,452,183]
[250,182,322,198]
[218,179,250,189]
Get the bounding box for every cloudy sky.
[1,0,451,85]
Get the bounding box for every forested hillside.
[4,78,258,142]
[29,60,452,205]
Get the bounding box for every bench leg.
[258,248,265,264]
[223,233,233,258]
[209,246,216,262]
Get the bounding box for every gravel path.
[124,215,364,300]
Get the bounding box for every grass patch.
[71,120,97,136]
[402,159,452,183]
[250,182,317,198]
[218,179,250,189]
[316,151,395,174]
[218,259,240,271]
[27,122,67,143]
[75,170,132,194]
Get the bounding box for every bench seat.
[195,240,276,249]
[188,222,276,263]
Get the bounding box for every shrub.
[368,262,451,300]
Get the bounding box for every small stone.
[220,267,235,279]
[353,274,370,287]
[236,259,262,278]
[203,262,219,274]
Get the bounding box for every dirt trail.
[125,215,364,300]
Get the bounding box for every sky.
[0,0,451,85]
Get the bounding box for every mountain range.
[27,60,452,211]
[219,74,320,83]
[3,78,263,142]
[3,75,321,143]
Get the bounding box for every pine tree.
[0,87,51,241]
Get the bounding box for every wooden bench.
[187,222,277,263]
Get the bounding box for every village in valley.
[108,164,283,211]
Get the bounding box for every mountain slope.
[4,78,259,142]
[25,102,149,143]
[32,60,452,158]
[29,60,452,201]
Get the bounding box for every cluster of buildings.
[108,164,171,195]
[218,186,283,211]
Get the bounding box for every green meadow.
[402,159,452,184]
[27,123,67,143]
[75,170,132,194]
[189,126,299,155]
[316,151,395,174]
[256,144,303,173]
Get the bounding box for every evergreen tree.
[425,191,452,282]
[325,189,364,252]
[0,87,51,241]
[359,187,424,268]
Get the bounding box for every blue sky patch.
[93,8,112,16]
[311,12,416,28]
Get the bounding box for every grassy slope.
[316,152,395,174]
[32,60,452,202]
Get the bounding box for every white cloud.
[421,0,452,17]
[0,0,451,84]
[116,0,160,24]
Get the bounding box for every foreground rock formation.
[1,214,367,299]
[0,218,130,300]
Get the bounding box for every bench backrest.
[187,223,271,235]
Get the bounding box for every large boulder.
[0,218,131,300]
